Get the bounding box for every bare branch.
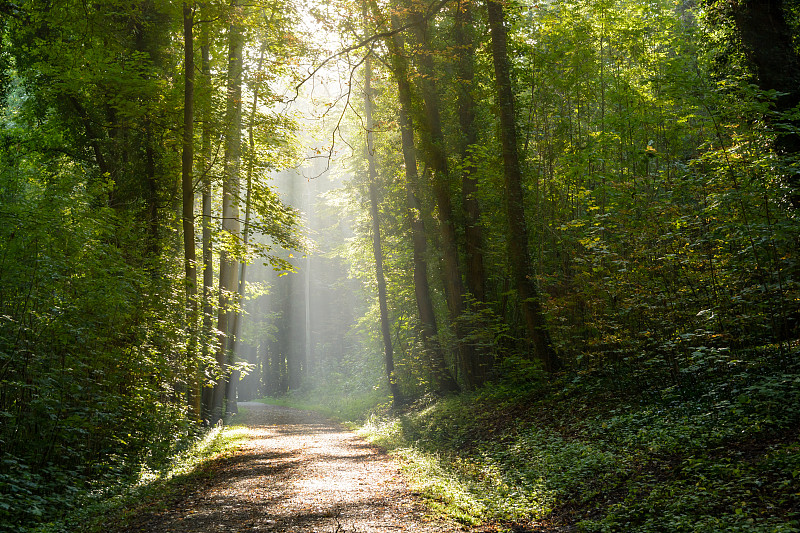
[289,0,451,101]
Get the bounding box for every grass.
[357,413,487,525]
[30,412,251,533]
[256,387,388,425]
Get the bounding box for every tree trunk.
[383,10,459,394]
[199,15,214,419]
[143,126,160,266]
[409,11,481,389]
[181,2,201,419]
[131,12,162,267]
[486,0,560,372]
[454,1,486,306]
[731,0,800,207]
[227,43,267,412]
[211,0,243,422]
[364,29,403,407]
[454,0,493,386]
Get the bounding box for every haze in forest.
[1,0,799,530]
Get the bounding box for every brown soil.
[118,402,465,533]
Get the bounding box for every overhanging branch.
[289,0,451,100]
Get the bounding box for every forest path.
[118,402,463,533]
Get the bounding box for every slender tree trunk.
[382,9,459,394]
[454,0,492,385]
[287,271,305,390]
[132,15,162,267]
[276,175,304,391]
[211,0,243,422]
[199,17,214,419]
[143,127,160,265]
[182,2,201,419]
[305,181,313,376]
[364,31,403,407]
[227,43,267,412]
[486,0,560,372]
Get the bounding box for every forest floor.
[114,402,468,533]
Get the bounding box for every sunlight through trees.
[1,0,799,529]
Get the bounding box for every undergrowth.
[350,345,800,532]
[18,415,250,533]
[259,345,800,531]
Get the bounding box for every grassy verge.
[31,413,251,533]
[256,387,387,425]
[356,396,624,529]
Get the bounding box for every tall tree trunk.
[227,43,267,412]
[305,183,313,377]
[454,1,486,306]
[276,174,305,391]
[454,0,492,385]
[486,0,560,372]
[409,11,481,389]
[287,270,305,390]
[211,0,243,422]
[143,127,160,266]
[382,9,459,394]
[132,11,162,267]
[199,16,214,419]
[182,2,201,419]
[731,0,800,207]
[364,29,403,407]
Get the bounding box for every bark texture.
[454,1,486,306]
[486,0,560,372]
[410,11,483,389]
[212,0,244,421]
[182,2,201,418]
[199,18,214,419]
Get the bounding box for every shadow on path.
[118,402,460,533]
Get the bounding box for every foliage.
[2,0,800,528]
[0,0,303,528]
[308,0,800,401]
[0,114,192,528]
[28,421,250,533]
[354,346,800,531]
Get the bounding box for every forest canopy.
[0,0,799,530]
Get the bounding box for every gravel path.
[119,402,463,532]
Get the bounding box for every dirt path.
[120,402,463,532]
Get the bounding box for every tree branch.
[290,0,451,100]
